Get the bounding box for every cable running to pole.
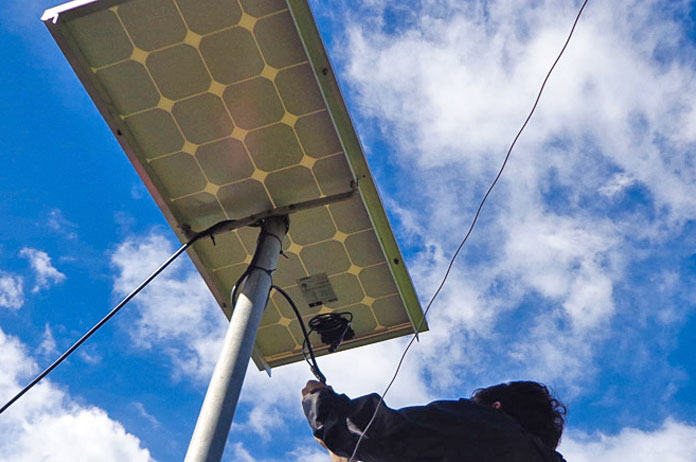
[347,0,591,460]
[0,216,250,416]
[272,285,327,384]
[0,241,191,416]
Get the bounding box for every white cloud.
[20,248,66,293]
[0,272,24,309]
[287,445,330,462]
[228,442,257,462]
[346,1,695,213]
[46,208,78,240]
[78,347,102,366]
[342,0,696,224]
[383,206,624,392]
[223,440,339,462]
[110,232,226,382]
[500,211,619,330]
[599,172,635,197]
[0,328,153,462]
[37,323,57,356]
[133,402,159,428]
[131,183,147,200]
[561,420,696,462]
[342,0,696,222]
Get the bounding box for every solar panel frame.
[42,0,427,371]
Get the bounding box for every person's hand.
[314,436,348,462]
[302,380,329,397]
[314,437,349,462]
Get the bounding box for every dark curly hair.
[471,381,567,449]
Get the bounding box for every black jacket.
[303,389,566,462]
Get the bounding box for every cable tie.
[258,230,284,248]
[249,265,274,277]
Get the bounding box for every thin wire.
[347,1,590,460]
[0,241,192,416]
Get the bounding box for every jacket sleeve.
[302,388,408,460]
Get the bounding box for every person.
[302,380,567,462]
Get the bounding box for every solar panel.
[43,0,426,371]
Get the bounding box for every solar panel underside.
[43,0,426,370]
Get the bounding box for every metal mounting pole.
[184,216,288,462]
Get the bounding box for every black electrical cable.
[271,285,327,383]
[0,217,251,416]
[308,312,354,353]
[271,286,356,384]
[231,268,252,307]
[0,240,192,416]
[347,1,591,460]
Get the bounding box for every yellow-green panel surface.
[43,0,426,369]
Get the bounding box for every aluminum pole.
[185,216,288,462]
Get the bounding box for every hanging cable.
[347,1,591,460]
[272,285,355,384]
[308,312,354,353]
[0,216,264,416]
[231,268,253,307]
[271,285,327,383]
[0,240,191,416]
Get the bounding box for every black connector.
[308,312,355,353]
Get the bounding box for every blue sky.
[1,0,696,461]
